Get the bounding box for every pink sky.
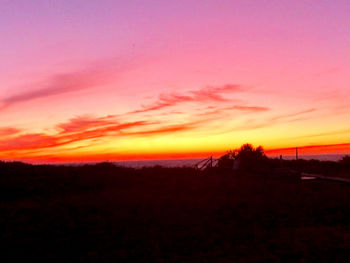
[1,0,350,162]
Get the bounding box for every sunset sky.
[1,0,350,163]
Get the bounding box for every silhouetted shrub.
[217,150,238,168]
[340,155,350,164]
[340,155,350,170]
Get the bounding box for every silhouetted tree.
[218,144,268,172]
[236,144,267,171]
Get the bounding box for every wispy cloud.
[291,128,350,139]
[57,115,117,133]
[0,133,61,151]
[195,104,269,117]
[131,84,244,114]
[270,108,317,122]
[0,127,21,137]
[266,142,350,154]
[0,62,116,111]
[224,105,269,112]
[120,122,198,136]
[0,115,200,152]
[220,108,318,133]
[190,84,243,101]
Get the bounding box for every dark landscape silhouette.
[1,145,350,262]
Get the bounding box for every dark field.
[1,162,350,262]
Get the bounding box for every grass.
[1,161,350,262]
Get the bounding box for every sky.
[0,0,350,163]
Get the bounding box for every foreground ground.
[1,163,350,262]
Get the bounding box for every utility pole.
[296,147,299,160]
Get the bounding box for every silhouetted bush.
[340,155,350,165]
[217,149,237,168]
[340,156,350,171]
